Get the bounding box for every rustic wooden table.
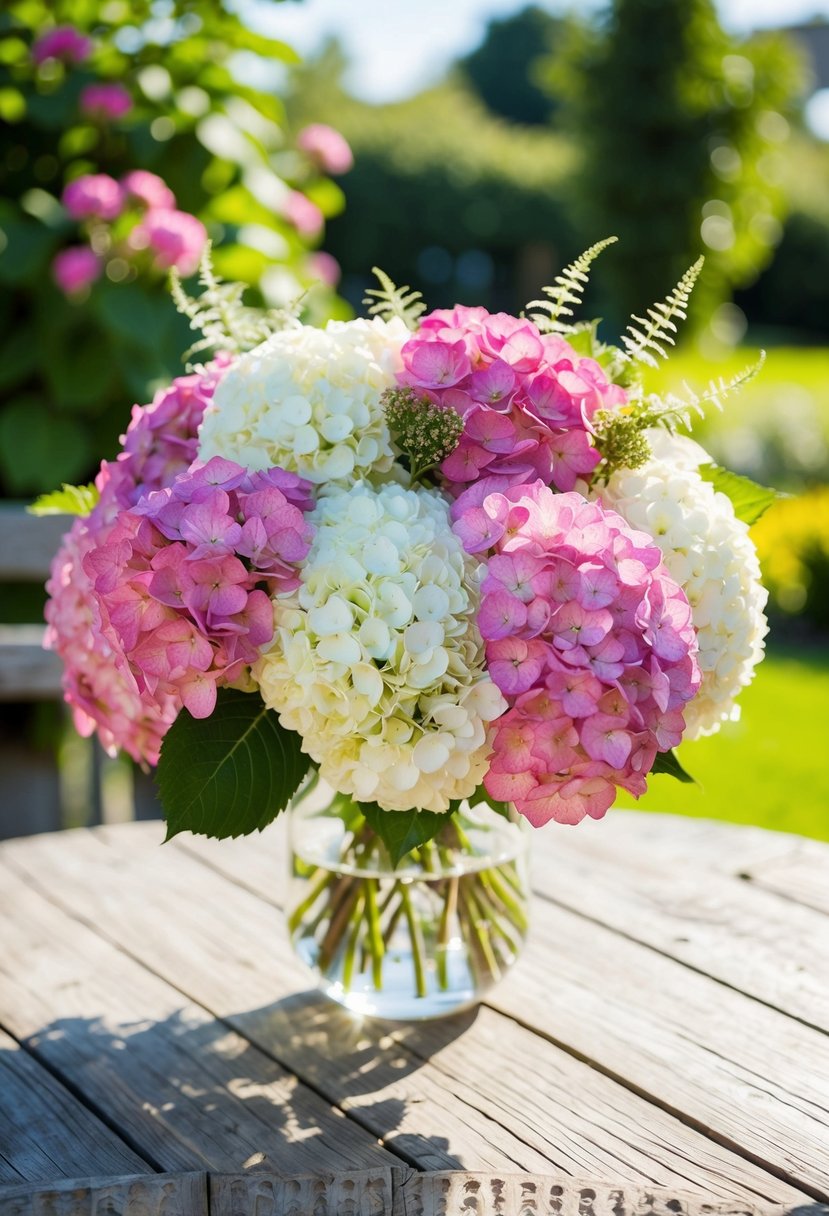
[1,812,828,1216]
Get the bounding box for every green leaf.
[158,688,309,840]
[651,749,696,785]
[698,463,781,526]
[28,482,99,517]
[358,802,448,868]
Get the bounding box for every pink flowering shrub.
[62,173,125,221]
[454,482,701,826]
[80,82,133,120]
[130,208,208,276]
[85,457,314,723]
[398,307,626,495]
[296,124,354,175]
[121,170,177,212]
[281,190,324,238]
[52,246,101,295]
[32,25,92,64]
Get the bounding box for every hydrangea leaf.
[28,482,99,517]
[158,688,309,840]
[699,463,780,526]
[651,748,696,785]
[358,802,448,868]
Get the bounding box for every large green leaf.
[651,749,696,785]
[158,689,309,840]
[359,802,449,869]
[699,463,780,526]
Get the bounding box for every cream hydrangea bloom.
[197,317,409,485]
[254,482,506,812]
[596,430,768,738]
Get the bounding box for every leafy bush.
[0,0,348,497]
[752,488,829,631]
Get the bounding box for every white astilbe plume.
[254,482,506,812]
[595,430,768,738]
[197,317,409,486]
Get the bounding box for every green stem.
[341,889,367,993]
[364,878,385,989]
[400,882,428,998]
[288,866,330,935]
[459,884,501,982]
[437,875,459,991]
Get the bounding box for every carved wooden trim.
[2,1171,826,1216]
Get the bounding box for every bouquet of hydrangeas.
[40,240,773,1015]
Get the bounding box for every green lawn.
[617,644,829,841]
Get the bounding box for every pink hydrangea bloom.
[62,174,125,221]
[131,208,207,275]
[296,123,354,175]
[281,190,324,237]
[52,246,101,295]
[32,25,92,65]
[121,169,176,211]
[79,82,132,120]
[456,483,701,827]
[85,457,314,721]
[399,308,627,495]
[44,508,177,766]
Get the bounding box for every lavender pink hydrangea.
[62,173,125,222]
[52,246,101,295]
[398,306,626,495]
[454,482,701,826]
[121,170,176,212]
[80,82,132,120]
[32,25,92,65]
[84,457,314,722]
[130,208,208,275]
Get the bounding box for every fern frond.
[651,352,766,432]
[526,236,618,334]
[363,267,426,330]
[620,256,704,368]
[170,244,301,359]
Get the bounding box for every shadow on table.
[21,991,479,1171]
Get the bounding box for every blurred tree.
[458,6,560,126]
[547,0,805,331]
[0,0,348,498]
[288,43,577,315]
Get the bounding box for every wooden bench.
[0,504,67,702]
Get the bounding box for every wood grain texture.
[743,847,829,918]
[0,1172,206,1216]
[0,509,66,580]
[0,1030,149,1183]
[0,858,394,1176]
[527,828,829,1032]
[0,825,811,1204]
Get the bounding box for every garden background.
[1,0,827,840]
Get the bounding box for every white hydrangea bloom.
[197,317,409,485]
[596,430,768,738]
[254,482,507,812]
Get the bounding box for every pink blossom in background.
[398,307,627,496]
[308,250,341,287]
[296,123,354,175]
[281,190,324,238]
[457,484,700,827]
[62,174,124,221]
[131,208,207,275]
[121,169,176,211]
[32,25,92,65]
[80,82,132,120]
[52,246,101,295]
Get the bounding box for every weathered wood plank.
[209,1168,394,1216]
[0,859,394,1176]
[393,1172,829,1216]
[0,1172,205,1216]
[742,847,829,918]
[0,631,63,701]
[157,828,829,1197]
[0,509,66,581]
[0,1029,149,1183]
[526,829,829,1032]
[1,826,809,1203]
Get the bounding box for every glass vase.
[286,789,530,1021]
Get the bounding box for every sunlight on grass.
[618,645,829,842]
